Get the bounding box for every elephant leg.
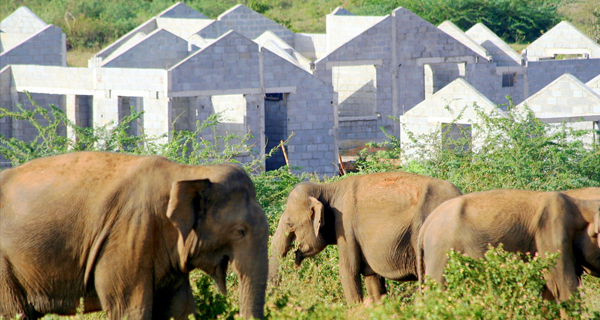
[153,279,197,320]
[364,274,386,302]
[423,245,448,285]
[337,237,363,304]
[0,257,39,320]
[95,265,154,320]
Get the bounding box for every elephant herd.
[0,152,598,319]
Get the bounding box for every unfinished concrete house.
[0,7,66,70]
[2,3,600,171]
[399,78,504,154]
[0,3,337,174]
[516,74,600,145]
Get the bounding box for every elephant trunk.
[234,225,268,319]
[268,217,295,284]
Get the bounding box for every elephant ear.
[309,196,324,238]
[167,179,211,249]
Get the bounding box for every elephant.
[561,186,600,200]
[0,151,268,319]
[417,189,600,301]
[269,171,462,304]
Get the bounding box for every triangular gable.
[93,18,158,61]
[438,21,490,61]
[586,74,600,95]
[405,78,498,117]
[0,7,47,33]
[525,21,600,60]
[466,23,522,66]
[391,7,485,59]
[157,2,208,19]
[217,5,293,44]
[517,73,600,116]
[331,7,354,15]
[169,31,261,92]
[318,7,484,64]
[101,28,190,69]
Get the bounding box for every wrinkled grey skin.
[417,189,600,301]
[0,152,268,319]
[269,171,462,304]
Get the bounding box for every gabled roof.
[586,74,600,95]
[525,21,600,60]
[517,73,600,117]
[465,23,522,66]
[157,2,208,19]
[170,30,252,71]
[405,77,499,117]
[101,28,192,69]
[438,21,490,61]
[0,7,47,32]
[330,7,354,15]
[255,31,311,71]
[217,5,293,44]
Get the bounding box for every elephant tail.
[416,231,425,295]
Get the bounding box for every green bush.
[2,97,600,319]
[400,104,600,193]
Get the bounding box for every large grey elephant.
[417,189,600,301]
[269,171,462,304]
[0,152,268,319]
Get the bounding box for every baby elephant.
[269,171,462,304]
[417,189,600,301]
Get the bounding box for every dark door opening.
[265,93,288,171]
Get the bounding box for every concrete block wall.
[157,3,208,19]
[0,67,12,140]
[0,25,65,69]
[171,96,197,131]
[527,59,600,96]
[466,23,522,67]
[156,17,213,39]
[315,7,486,145]
[338,118,383,148]
[101,29,191,69]
[90,19,158,67]
[525,21,600,61]
[0,6,48,53]
[9,65,93,92]
[438,21,490,60]
[469,63,526,108]
[170,32,261,92]
[92,68,168,137]
[262,48,337,175]
[587,75,600,95]
[294,33,327,60]
[11,92,66,142]
[218,5,295,46]
[400,78,501,153]
[333,64,377,117]
[326,13,386,53]
[517,74,600,117]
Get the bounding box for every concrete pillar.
[65,94,77,141]
[244,93,265,170]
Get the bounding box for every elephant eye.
[237,229,246,237]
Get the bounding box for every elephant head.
[269,183,330,282]
[167,164,269,319]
